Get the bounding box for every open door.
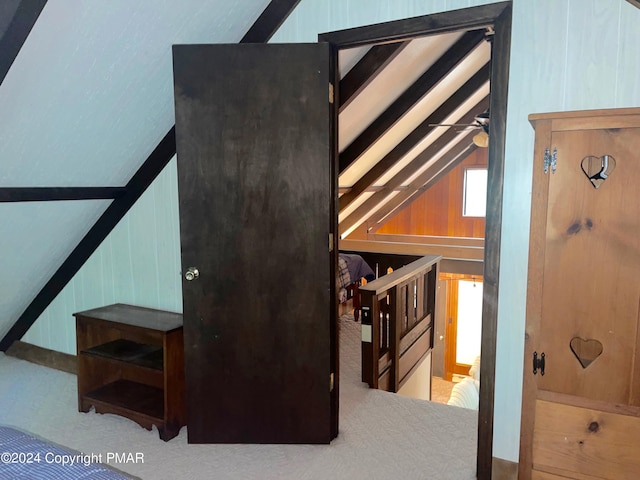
[172,43,338,444]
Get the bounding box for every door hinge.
[330,373,335,392]
[329,83,334,104]
[533,351,545,376]
[544,148,557,174]
[329,233,334,252]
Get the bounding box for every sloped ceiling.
[336,29,492,238]
[0,0,271,341]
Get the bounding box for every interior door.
[520,110,640,479]
[172,43,338,444]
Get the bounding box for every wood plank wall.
[376,148,488,237]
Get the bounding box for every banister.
[359,254,440,392]
[359,254,441,295]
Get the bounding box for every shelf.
[84,380,164,421]
[75,304,185,441]
[82,339,163,370]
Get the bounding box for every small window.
[463,168,487,217]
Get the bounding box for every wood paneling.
[377,148,488,237]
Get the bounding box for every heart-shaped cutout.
[581,155,615,189]
[570,337,603,369]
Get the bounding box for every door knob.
[184,267,199,281]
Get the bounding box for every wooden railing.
[359,255,440,392]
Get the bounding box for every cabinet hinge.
[329,83,334,104]
[533,351,545,375]
[544,148,557,174]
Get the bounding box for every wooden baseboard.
[5,340,76,374]
[492,457,518,480]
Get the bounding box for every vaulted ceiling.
[0,0,491,349]
[337,28,492,238]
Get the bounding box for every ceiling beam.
[0,0,47,87]
[342,129,476,237]
[338,29,485,174]
[0,187,126,202]
[339,62,490,212]
[0,0,301,352]
[0,128,177,352]
[368,137,478,233]
[626,0,640,9]
[241,0,302,43]
[339,95,489,236]
[339,41,408,112]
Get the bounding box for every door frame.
[319,2,512,477]
[442,273,484,380]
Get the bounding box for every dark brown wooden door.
[172,43,338,444]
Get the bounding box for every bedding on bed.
[0,425,138,480]
[337,255,351,303]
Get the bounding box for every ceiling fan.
[429,112,490,147]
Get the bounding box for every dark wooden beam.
[366,135,477,233]
[394,144,477,219]
[0,129,176,352]
[241,0,302,43]
[339,185,410,194]
[339,95,488,235]
[339,63,490,212]
[338,29,485,174]
[0,187,126,202]
[626,0,640,9]
[0,0,47,86]
[339,41,408,111]
[0,0,302,352]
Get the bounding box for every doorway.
[320,2,512,477]
[443,274,484,381]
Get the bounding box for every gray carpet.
[0,315,477,479]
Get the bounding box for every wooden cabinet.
[519,108,640,479]
[75,304,185,441]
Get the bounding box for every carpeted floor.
[0,314,477,480]
[431,376,455,404]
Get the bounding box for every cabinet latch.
[544,148,557,174]
[533,351,545,376]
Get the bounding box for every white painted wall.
[24,0,640,464]
[397,352,432,401]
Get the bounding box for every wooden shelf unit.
[75,303,185,441]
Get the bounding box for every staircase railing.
[359,255,440,392]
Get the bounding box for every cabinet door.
[520,111,640,479]
[173,43,338,444]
